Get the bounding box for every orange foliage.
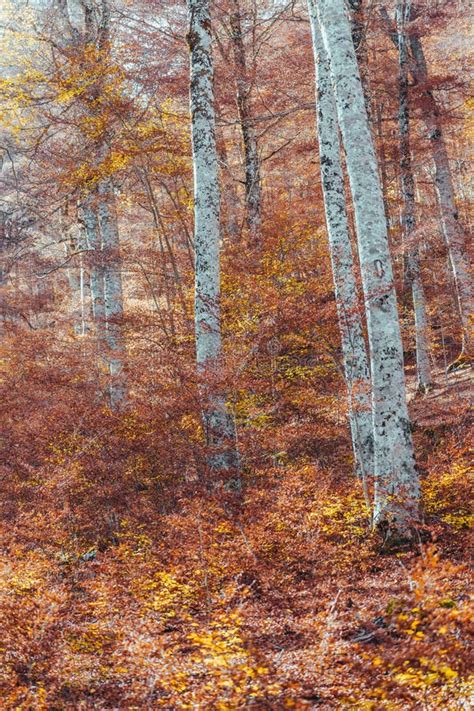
[0,0,472,707]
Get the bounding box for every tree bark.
[217,135,240,240]
[409,28,473,360]
[187,0,240,484]
[56,0,128,407]
[79,192,105,330]
[229,0,261,246]
[375,100,391,232]
[317,0,419,540]
[347,0,371,118]
[97,177,127,409]
[396,0,432,391]
[308,0,373,484]
[380,5,472,359]
[62,202,89,336]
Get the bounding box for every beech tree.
[228,0,262,245]
[348,0,371,116]
[380,3,473,363]
[96,175,128,408]
[410,17,473,363]
[187,0,240,482]
[79,192,105,331]
[396,0,432,392]
[0,0,473,706]
[61,201,89,336]
[316,0,419,538]
[55,0,128,409]
[307,0,373,486]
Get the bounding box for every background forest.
[0,0,472,708]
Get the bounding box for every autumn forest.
[0,0,472,707]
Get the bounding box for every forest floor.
[0,367,472,709]
[236,366,473,709]
[408,364,473,421]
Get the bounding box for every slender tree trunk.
[396,0,432,391]
[317,0,419,540]
[80,194,123,397]
[78,256,87,336]
[229,0,261,246]
[96,178,127,409]
[217,136,240,240]
[62,203,81,334]
[0,210,8,287]
[347,0,371,117]
[63,217,89,336]
[80,193,106,329]
[187,0,240,484]
[379,5,472,359]
[308,0,373,484]
[57,0,128,406]
[375,100,391,232]
[409,30,473,360]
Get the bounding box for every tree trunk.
[229,0,261,246]
[409,29,473,360]
[217,135,240,240]
[57,0,128,407]
[308,0,373,484]
[396,0,432,391]
[380,5,472,359]
[317,0,419,540]
[79,193,106,330]
[187,0,240,484]
[347,0,371,118]
[62,205,89,337]
[78,256,87,337]
[96,177,127,409]
[375,100,391,232]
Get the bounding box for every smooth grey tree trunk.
[347,0,371,118]
[55,0,128,408]
[84,195,127,411]
[308,0,373,485]
[409,30,473,360]
[80,193,106,329]
[229,0,261,246]
[396,0,432,391]
[97,177,127,409]
[317,0,419,539]
[187,0,240,483]
[375,101,391,232]
[62,206,89,336]
[78,256,87,336]
[217,136,240,239]
[380,5,472,359]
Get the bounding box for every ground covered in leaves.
[0,366,472,709]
